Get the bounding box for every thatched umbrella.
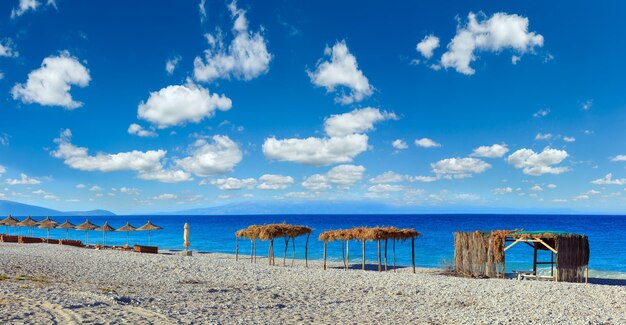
[38,219,58,240]
[1,215,19,235]
[95,221,116,246]
[116,222,137,246]
[137,220,162,245]
[76,219,99,245]
[17,216,39,236]
[57,219,76,239]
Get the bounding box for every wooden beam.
[535,238,557,254]
[504,238,523,251]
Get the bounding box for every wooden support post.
[411,236,416,274]
[291,237,296,267]
[346,240,350,271]
[384,239,388,271]
[586,265,589,284]
[305,233,310,268]
[323,240,327,270]
[502,256,506,279]
[269,240,273,266]
[341,240,346,269]
[551,252,554,277]
[283,237,289,266]
[393,239,396,273]
[250,240,254,263]
[533,242,538,275]
[377,240,381,272]
[235,236,239,261]
[361,240,365,271]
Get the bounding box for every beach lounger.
[513,270,555,281]
[0,235,19,243]
[18,236,45,244]
[134,245,158,254]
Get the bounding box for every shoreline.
[2,243,626,324]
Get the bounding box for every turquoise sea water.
[3,214,626,275]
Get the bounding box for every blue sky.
[1,0,626,214]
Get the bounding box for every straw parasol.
[1,215,19,235]
[137,220,162,245]
[17,216,39,236]
[183,223,190,251]
[38,219,58,240]
[76,219,99,245]
[57,219,76,239]
[116,222,137,246]
[95,221,116,246]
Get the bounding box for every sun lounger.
[513,270,555,281]
[134,245,158,254]
[0,235,19,243]
[60,239,84,247]
[18,236,45,244]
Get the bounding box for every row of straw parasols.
[0,215,161,246]
[235,223,312,266]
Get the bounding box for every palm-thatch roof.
[117,222,137,232]
[235,223,312,240]
[57,219,76,229]
[0,215,20,226]
[319,226,421,242]
[95,221,115,232]
[137,220,162,231]
[38,220,58,229]
[17,216,39,227]
[75,219,99,231]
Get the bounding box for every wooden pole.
[323,240,327,270]
[305,233,310,268]
[291,237,296,267]
[551,251,554,277]
[341,240,346,269]
[361,240,365,271]
[235,236,239,261]
[384,239,388,271]
[393,239,396,273]
[283,237,289,266]
[346,240,350,271]
[268,240,273,266]
[250,240,254,263]
[533,243,538,275]
[271,239,275,266]
[411,236,416,274]
[586,265,589,284]
[377,240,381,272]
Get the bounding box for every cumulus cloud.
[368,184,404,193]
[440,12,544,75]
[153,193,177,200]
[51,129,191,183]
[431,158,491,178]
[547,184,557,188]
[611,155,626,162]
[492,187,513,195]
[193,1,271,82]
[176,136,242,177]
[11,0,55,18]
[165,56,181,75]
[4,173,41,185]
[591,173,626,185]
[12,51,90,109]
[89,185,102,192]
[392,139,408,150]
[416,35,440,59]
[0,38,18,58]
[563,137,576,143]
[137,83,232,129]
[530,185,543,191]
[120,187,140,195]
[209,177,256,190]
[408,175,439,183]
[324,107,396,137]
[535,133,552,141]
[369,171,405,184]
[302,164,365,190]
[257,174,294,190]
[471,144,509,158]
[127,123,157,137]
[506,147,569,176]
[307,40,373,104]
[415,138,441,148]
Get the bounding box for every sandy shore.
[1,243,625,324]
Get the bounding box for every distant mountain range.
[0,200,115,217]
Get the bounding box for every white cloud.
[0,133,9,146]
[392,139,408,150]
[368,184,404,192]
[415,138,441,148]
[591,173,626,185]
[432,158,491,178]
[264,133,368,166]
[165,56,181,75]
[307,40,373,104]
[440,12,544,75]
[492,187,513,195]
[574,195,589,201]
[0,38,18,58]
[416,35,440,59]
[302,164,365,190]
[471,144,509,158]
[89,185,102,192]
[4,173,41,185]
[12,51,90,109]
[530,185,543,191]
[198,0,207,21]
[11,0,55,18]
[120,187,140,195]
[75,183,85,189]
[408,175,439,183]
[0,165,5,176]
[547,184,557,188]
[153,193,177,200]
[257,174,294,190]
[535,133,552,141]
[581,100,593,111]
[193,1,271,82]
[128,123,157,137]
[506,147,569,176]
[137,83,232,129]
[369,171,405,184]
[285,191,317,199]
[210,177,256,190]
[176,136,242,177]
[324,107,396,137]
[563,137,576,143]
[51,129,192,183]
[611,155,626,162]
[533,108,550,118]
[583,189,600,195]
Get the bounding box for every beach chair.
[134,245,158,254]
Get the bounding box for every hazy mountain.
[0,200,115,217]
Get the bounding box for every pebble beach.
[1,243,625,324]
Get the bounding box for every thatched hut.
[318,226,421,273]
[454,230,590,283]
[235,223,312,266]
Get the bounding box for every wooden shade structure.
[95,221,116,246]
[17,216,39,236]
[235,224,312,267]
[1,215,19,234]
[454,230,590,283]
[76,219,99,245]
[38,219,58,240]
[57,219,76,239]
[137,221,162,245]
[319,226,421,273]
[116,222,137,246]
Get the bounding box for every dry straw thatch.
[235,223,313,267]
[318,226,421,273]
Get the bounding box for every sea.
[4,214,626,278]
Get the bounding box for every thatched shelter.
[95,221,116,246]
[318,226,421,273]
[1,215,19,234]
[76,219,99,245]
[137,221,162,245]
[17,216,39,236]
[57,219,76,239]
[454,230,590,283]
[235,224,313,267]
[117,222,137,246]
[38,219,58,240]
